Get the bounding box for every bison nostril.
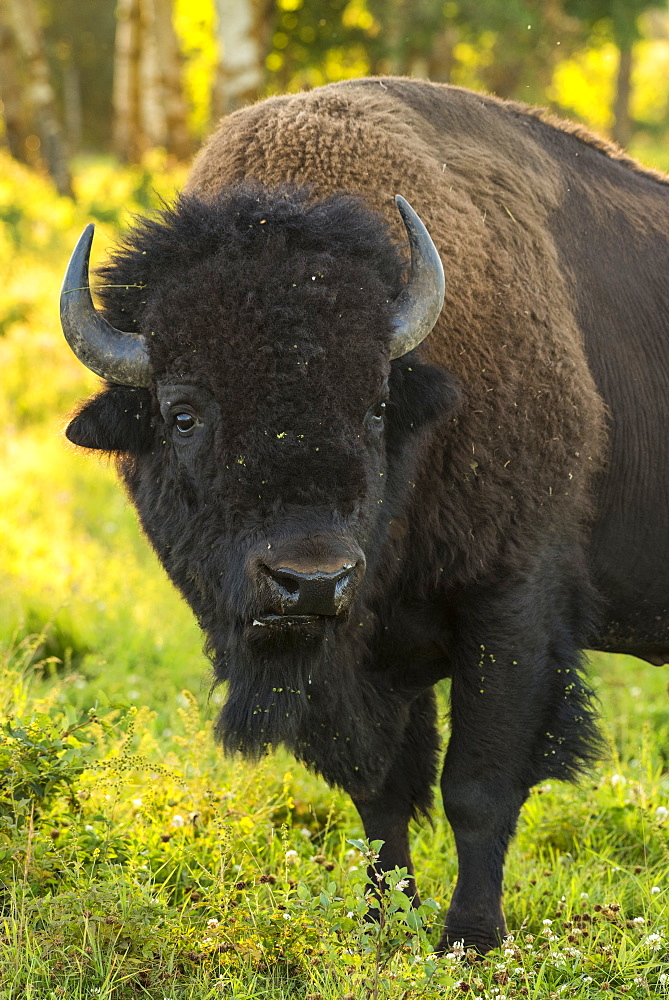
[258,561,361,618]
[273,571,300,596]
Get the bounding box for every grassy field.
[1,144,668,999]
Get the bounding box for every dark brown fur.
[187,79,606,586]
[66,78,669,953]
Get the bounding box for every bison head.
[61,184,459,778]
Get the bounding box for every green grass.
[1,150,668,998]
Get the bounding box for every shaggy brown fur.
[65,77,669,954]
[187,78,607,586]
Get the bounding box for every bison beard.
[211,623,440,810]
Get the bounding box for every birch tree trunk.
[0,0,30,162]
[113,0,144,162]
[612,43,633,148]
[114,0,190,162]
[145,0,191,158]
[139,0,163,148]
[211,0,265,118]
[3,0,72,195]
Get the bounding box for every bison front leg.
[438,575,601,954]
[351,688,440,910]
[439,752,525,952]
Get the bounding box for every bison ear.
[66,386,154,452]
[387,357,461,438]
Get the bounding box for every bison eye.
[371,402,386,424]
[364,394,388,434]
[174,410,197,436]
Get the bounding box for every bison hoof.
[436,922,506,956]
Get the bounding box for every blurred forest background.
[2,0,669,196]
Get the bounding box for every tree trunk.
[147,0,191,158]
[211,0,264,118]
[4,0,72,195]
[427,27,457,83]
[63,61,83,154]
[113,0,144,162]
[612,42,633,149]
[114,0,190,162]
[0,0,30,162]
[139,0,163,149]
[381,0,410,76]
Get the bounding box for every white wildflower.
[645,933,663,949]
[580,891,589,899]
[542,918,553,927]
[395,878,410,891]
[633,916,645,925]
[656,806,668,821]
[207,918,219,929]
[282,912,291,919]
[451,939,466,959]
[170,814,185,828]
[659,972,667,985]
[132,797,143,807]
[651,886,661,894]
[300,827,312,838]
[285,849,298,858]
[611,773,626,787]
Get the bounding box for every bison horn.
[389,195,445,360]
[60,223,152,387]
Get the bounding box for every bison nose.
[260,562,361,617]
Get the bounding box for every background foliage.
[0,0,669,996]
[1,0,669,183]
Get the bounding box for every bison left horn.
[389,195,445,360]
[60,223,152,387]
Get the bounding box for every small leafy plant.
[288,838,452,998]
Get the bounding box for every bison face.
[63,184,459,760]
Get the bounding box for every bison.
[60,78,669,954]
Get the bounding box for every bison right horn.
[389,195,445,360]
[60,223,152,387]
